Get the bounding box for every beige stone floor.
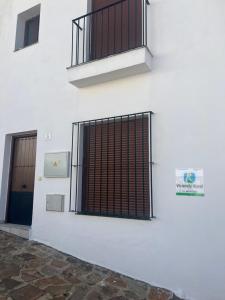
[0,231,182,300]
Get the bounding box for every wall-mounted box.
[44,152,70,178]
[46,194,65,212]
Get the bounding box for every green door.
[7,136,37,226]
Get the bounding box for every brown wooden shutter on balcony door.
[82,116,150,219]
[91,0,143,60]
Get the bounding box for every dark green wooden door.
[7,136,37,226]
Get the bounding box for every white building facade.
[0,1,225,300]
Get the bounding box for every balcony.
[67,0,152,88]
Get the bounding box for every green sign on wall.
[176,169,204,196]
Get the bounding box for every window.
[15,4,40,51]
[70,112,153,220]
[24,15,40,47]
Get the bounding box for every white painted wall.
[0,1,225,299]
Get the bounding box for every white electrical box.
[46,194,65,212]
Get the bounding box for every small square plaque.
[44,152,70,178]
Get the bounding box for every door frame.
[1,131,37,225]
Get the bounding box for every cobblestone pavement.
[0,231,182,300]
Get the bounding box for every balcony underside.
[67,46,152,88]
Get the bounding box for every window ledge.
[67,46,152,88]
[14,41,39,52]
[72,212,152,222]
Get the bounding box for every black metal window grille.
[70,0,150,67]
[70,111,154,220]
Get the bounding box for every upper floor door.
[91,0,143,60]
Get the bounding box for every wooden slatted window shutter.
[80,114,150,219]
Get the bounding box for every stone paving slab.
[0,231,183,300]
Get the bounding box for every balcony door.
[91,0,143,60]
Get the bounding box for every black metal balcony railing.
[70,0,150,67]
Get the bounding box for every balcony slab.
[67,46,152,88]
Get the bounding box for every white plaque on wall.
[44,152,70,178]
